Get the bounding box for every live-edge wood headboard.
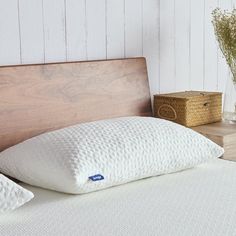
[0,57,152,152]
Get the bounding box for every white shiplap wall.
[0,0,234,96]
[160,0,234,94]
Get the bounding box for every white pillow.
[0,174,34,213]
[0,117,224,194]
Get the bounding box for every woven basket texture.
[154,91,222,127]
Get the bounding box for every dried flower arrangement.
[212,8,236,84]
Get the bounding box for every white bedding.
[1,159,236,236]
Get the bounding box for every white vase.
[223,76,236,123]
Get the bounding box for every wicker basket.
[154,91,222,127]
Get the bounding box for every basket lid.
[154,91,222,100]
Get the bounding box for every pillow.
[0,174,34,213]
[0,117,224,194]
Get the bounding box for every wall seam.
[158,0,161,94]
[174,0,176,91]
[124,0,126,58]
[105,0,108,59]
[189,0,192,90]
[216,0,219,90]
[141,0,144,56]
[203,0,206,90]
[64,0,68,61]
[41,0,46,63]
[17,0,22,64]
[84,0,88,60]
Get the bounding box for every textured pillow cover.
[0,174,34,213]
[0,117,224,194]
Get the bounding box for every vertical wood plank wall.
[0,0,234,96]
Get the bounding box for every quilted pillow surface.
[0,117,224,194]
[0,174,34,213]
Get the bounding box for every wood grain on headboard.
[0,58,152,151]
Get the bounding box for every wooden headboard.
[0,57,152,152]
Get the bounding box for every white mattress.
[1,159,236,236]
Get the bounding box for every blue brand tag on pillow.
[89,174,104,181]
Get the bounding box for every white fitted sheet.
[1,159,236,236]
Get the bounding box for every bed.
[1,159,236,236]
[0,58,236,236]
